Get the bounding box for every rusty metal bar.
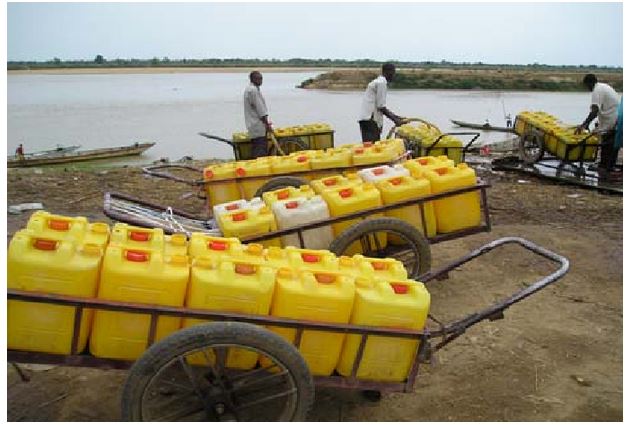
[146,313,159,348]
[70,306,83,355]
[312,375,406,392]
[8,351,133,370]
[404,333,430,393]
[350,334,368,378]
[293,328,304,348]
[7,290,424,340]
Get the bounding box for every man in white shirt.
[358,63,404,142]
[576,73,620,174]
[244,71,273,158]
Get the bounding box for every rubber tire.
[328,217,432,278]
[121,322,315,421]
[253,176,310,198]
[519,131,545,164]
[269,138,309,156]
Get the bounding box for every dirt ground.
[6,161,623,421]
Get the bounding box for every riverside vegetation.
[8,57,622,92]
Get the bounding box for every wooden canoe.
[8,142,155,168]
[451,119,515,133]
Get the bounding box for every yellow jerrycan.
[351,143,397,166]
[26,210,110,248]
[8,230,104,354]
[90,246,189,360]
[109,223,187,256]
[337,278,430,381]
[320,182,385,255]
[270,153,311,175]
[266,268,355,376]
[234,157,273,200]
[310,174,361,195]
[424,163,481,233]
[403,155,454,176]
[203,162,242,207]
[310,123,334,150]
[217,207,281,247]
[261,185,315,207]
[310,148,352,179]
[375,174,437,239]
[183,258,276,369]
[339,255,408,282]
[265,246,339,272]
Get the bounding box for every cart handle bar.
[420,236,570,350]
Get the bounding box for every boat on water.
[451,119,515,133]
[9,144,81,160]
[8,142,155,168]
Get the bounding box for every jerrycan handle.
[34,238,58,251]
[48,219,70,231]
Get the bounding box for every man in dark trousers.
[244,71,273,158]
[358,63,404,143]
[575,74,620,177]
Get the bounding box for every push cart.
[105,178,492,279]
[8,237,569,421]
[198,127,335,161]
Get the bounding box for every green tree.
[94,55,105,64]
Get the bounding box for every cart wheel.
[121,322,314,422]
[519,131,545,164]
[328,217,432,279]
[254,176,310,198]
[269,137,309,156]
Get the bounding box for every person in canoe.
[358,63,405,142]
[15,144,25,161]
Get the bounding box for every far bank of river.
[298,68,623,92]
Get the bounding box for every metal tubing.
[146,313,159,348]
[350,334,368,378]
[70,306,83,355]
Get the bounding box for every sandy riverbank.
[6,160,623,421]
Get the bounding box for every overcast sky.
[7,2,624,66]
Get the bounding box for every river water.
[7,71,591,164]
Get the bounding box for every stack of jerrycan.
[309,123,334,149]
[271,196,334,249]
[320,182,385,255]
[261,185,316,207]
[336,255,430,381]
[310,173,362,195]
[90,224,189,360]
[203,162,241,205]
[423,163,481,234]
[185,237,273,369]
[8,211,110,354]
[234,157,272,199]
[357,164,410,183]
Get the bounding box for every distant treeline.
[6,56,624,73]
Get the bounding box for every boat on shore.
[451,119,515,133]
[8,142,155,168]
